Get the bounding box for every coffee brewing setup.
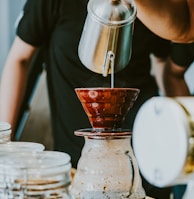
[133,97,194,199]
[71,88,146,199]
[71,0,146,198]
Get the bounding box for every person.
[164,41,194,199]
[162,42,194,199]
[146,42,194,199]
[163,42,194,96]
[135,0,194,43]
[0,0,172,198]
[150,42,193,97]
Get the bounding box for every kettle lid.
[88,0,136,26]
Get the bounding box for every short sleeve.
[170,42,194,67]
[16,0,58,46]
[151,35,170,58]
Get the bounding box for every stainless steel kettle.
[78,0,136,76]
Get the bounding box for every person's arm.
[0,36,37,139]
[163,57,190,96]
[150,54,167,96]
[150,54,190,97]
[135,0,194,43]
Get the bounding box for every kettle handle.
[103,51,115,77]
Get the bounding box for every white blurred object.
[182,180,194,199]
[133,97,194,191]
[185,62,194,94]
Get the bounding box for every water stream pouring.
[70,88,146,199]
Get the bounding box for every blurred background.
[0,0,194,151]
[0,0,53,150]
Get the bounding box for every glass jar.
[0,122,11,143]
[0,141,45,152]
[71,130,145,199]
[0,141,45,198]
[0,151,72,199]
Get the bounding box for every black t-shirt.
[17,0,170,167]
[170,42,194,67]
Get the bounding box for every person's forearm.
[0,59,29,139]
[135,0,194,43]
[0,37,37,139]
[163,59,190,96]
[164,76,190,96]
[150,54,166,96]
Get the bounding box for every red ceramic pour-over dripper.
[75,88,140,131]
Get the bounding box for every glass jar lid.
[0,141,45,152]
[0,122,11,136]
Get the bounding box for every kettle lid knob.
[88,0,137,26]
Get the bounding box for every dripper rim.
[75,87,140,92]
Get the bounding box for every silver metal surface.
[78,0,136,76]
